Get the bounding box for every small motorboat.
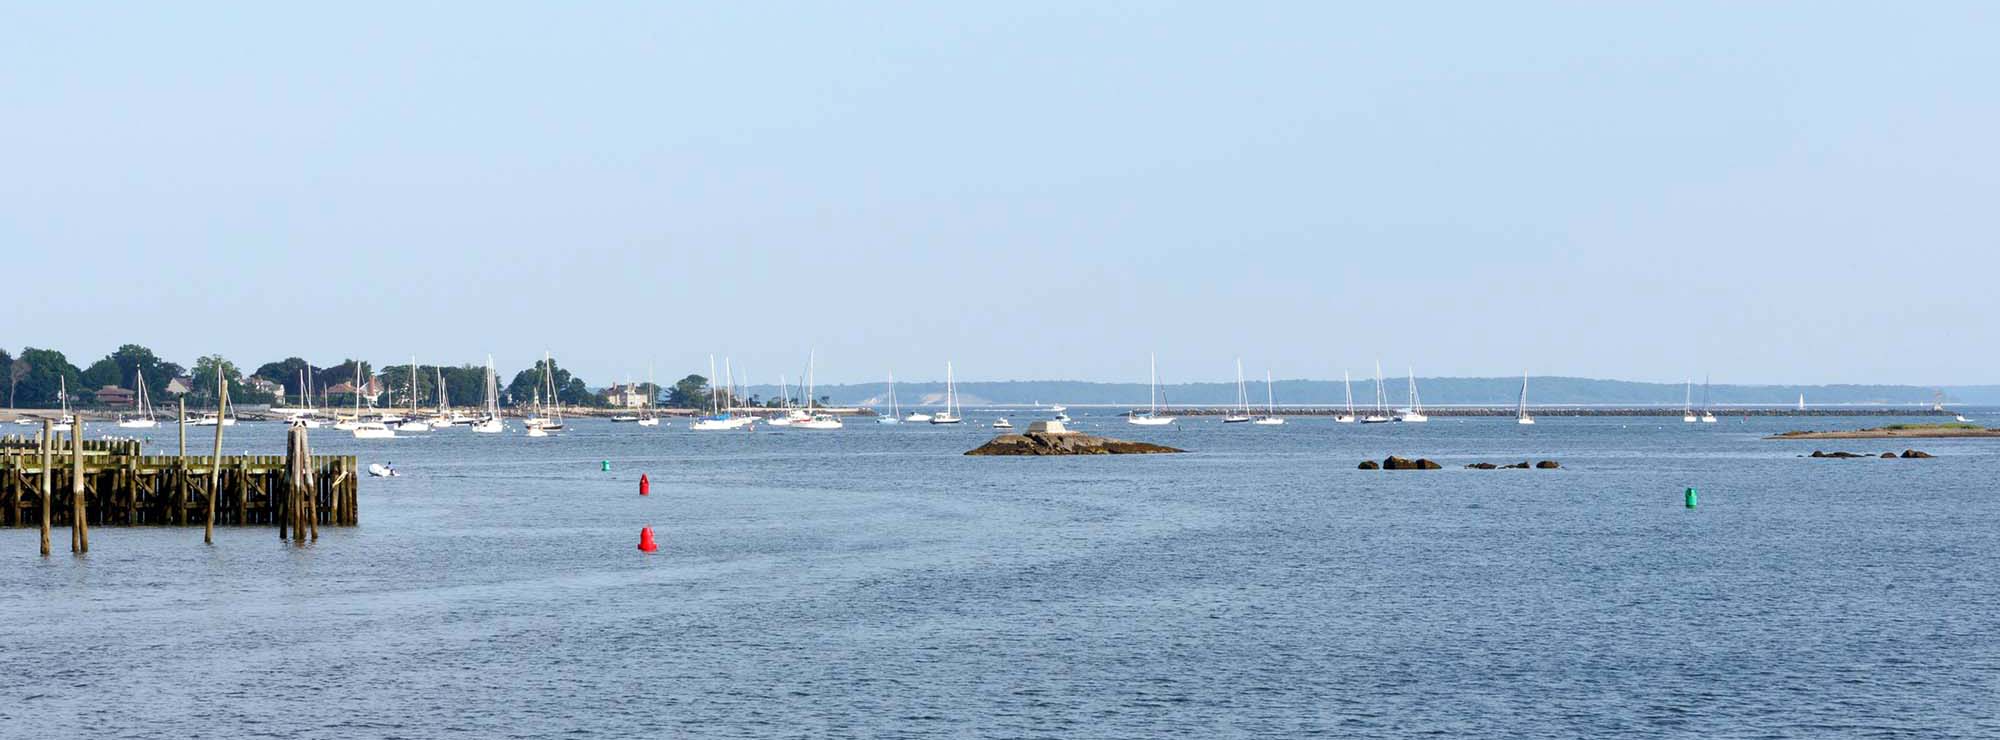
[992,418,1013,429]
[366,463,400,478]
[609,415,640,423]
[352,422,396,439]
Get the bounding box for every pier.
[0,426,357,536]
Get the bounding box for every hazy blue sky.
[5,3,1996,386]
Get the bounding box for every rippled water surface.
[5,412,1999,737]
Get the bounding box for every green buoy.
[602,460,611,472]
[1684,487,1698,509]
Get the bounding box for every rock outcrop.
[1358,460,1380,470]
[1900,449,1934,458]
[1535,460,1561,469]
[1380,456,1441,470]
[1464,460,1559,470]
[965,431,1184,456]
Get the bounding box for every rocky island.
[965,421,1185,456]
[1767,423,2000,440]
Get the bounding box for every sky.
[4,3,1996,387]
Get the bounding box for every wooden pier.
[0,429,357,533]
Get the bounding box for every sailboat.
[523,351,565,434]
[472,356,505,433]
[637,366,661,427]
[51,376,76,426]
[1252,370,1285,425]
[1361,362,1392,423]
[352,359,397,439]
[794,351,844,430]
[1328,370,1360,422]
[1516,371,1535,425]
[333,363,364,430]
[1223,359,1253,423]
[292,369,324,428]
[1397,367,1428,422]
[116,368,159,428]
[1797,393,1806,412]
[877,371,902,424]
[931,362,963,424]
[1128,354,1175,425]
[691,355,753,430]
[396,357,432,432]
[1682,380,1698,423]
[1699,376,1717,423]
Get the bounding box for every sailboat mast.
[1265,370,1275,414]
[1149,354,1159,415]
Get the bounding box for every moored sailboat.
[1252,370,1285,425]
[1223,359,1253,423]
[116,368,159,428]
[930,362,963,424]
[1127,354,1175,426]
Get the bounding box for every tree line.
[0,345,778,411]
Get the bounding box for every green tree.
[666,374,711,409]
[507,357,590,407]
[13,348,80,408]
[316,360,374,405]
[189,355,253,405]
[77,344,183,402]
[380,363,439,407]
[440,365,489,409]
[254,357,317,398]
[0,349,15,408]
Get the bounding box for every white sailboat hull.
[1517,417,1536,425]
[471,419,504,433]
[1127,416,1175,426]
[795,417,844,430]
[116,419,158,429]
[1251,417,1284,425]
[930,414,963,425]
[1397,413,1428,423]
[903,413,933,423]
[636,418,660,427]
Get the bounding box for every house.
[602,384,652,409]
[245,376,284,401]
[164,377,194,396]
[94,385,136,408]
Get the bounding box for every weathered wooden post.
[205,368,226,545]
[72,417,87,553]
[178,397,187,460]
[40,421,52,557]
[302,426,317,541]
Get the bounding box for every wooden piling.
[39,421,52,556]
[70,418,86,552]
[178,397,187,461]
[206,369,225,545]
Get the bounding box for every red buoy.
[637,526,658,552]
[639,474,650,496]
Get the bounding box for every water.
[5,413,1998,737]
